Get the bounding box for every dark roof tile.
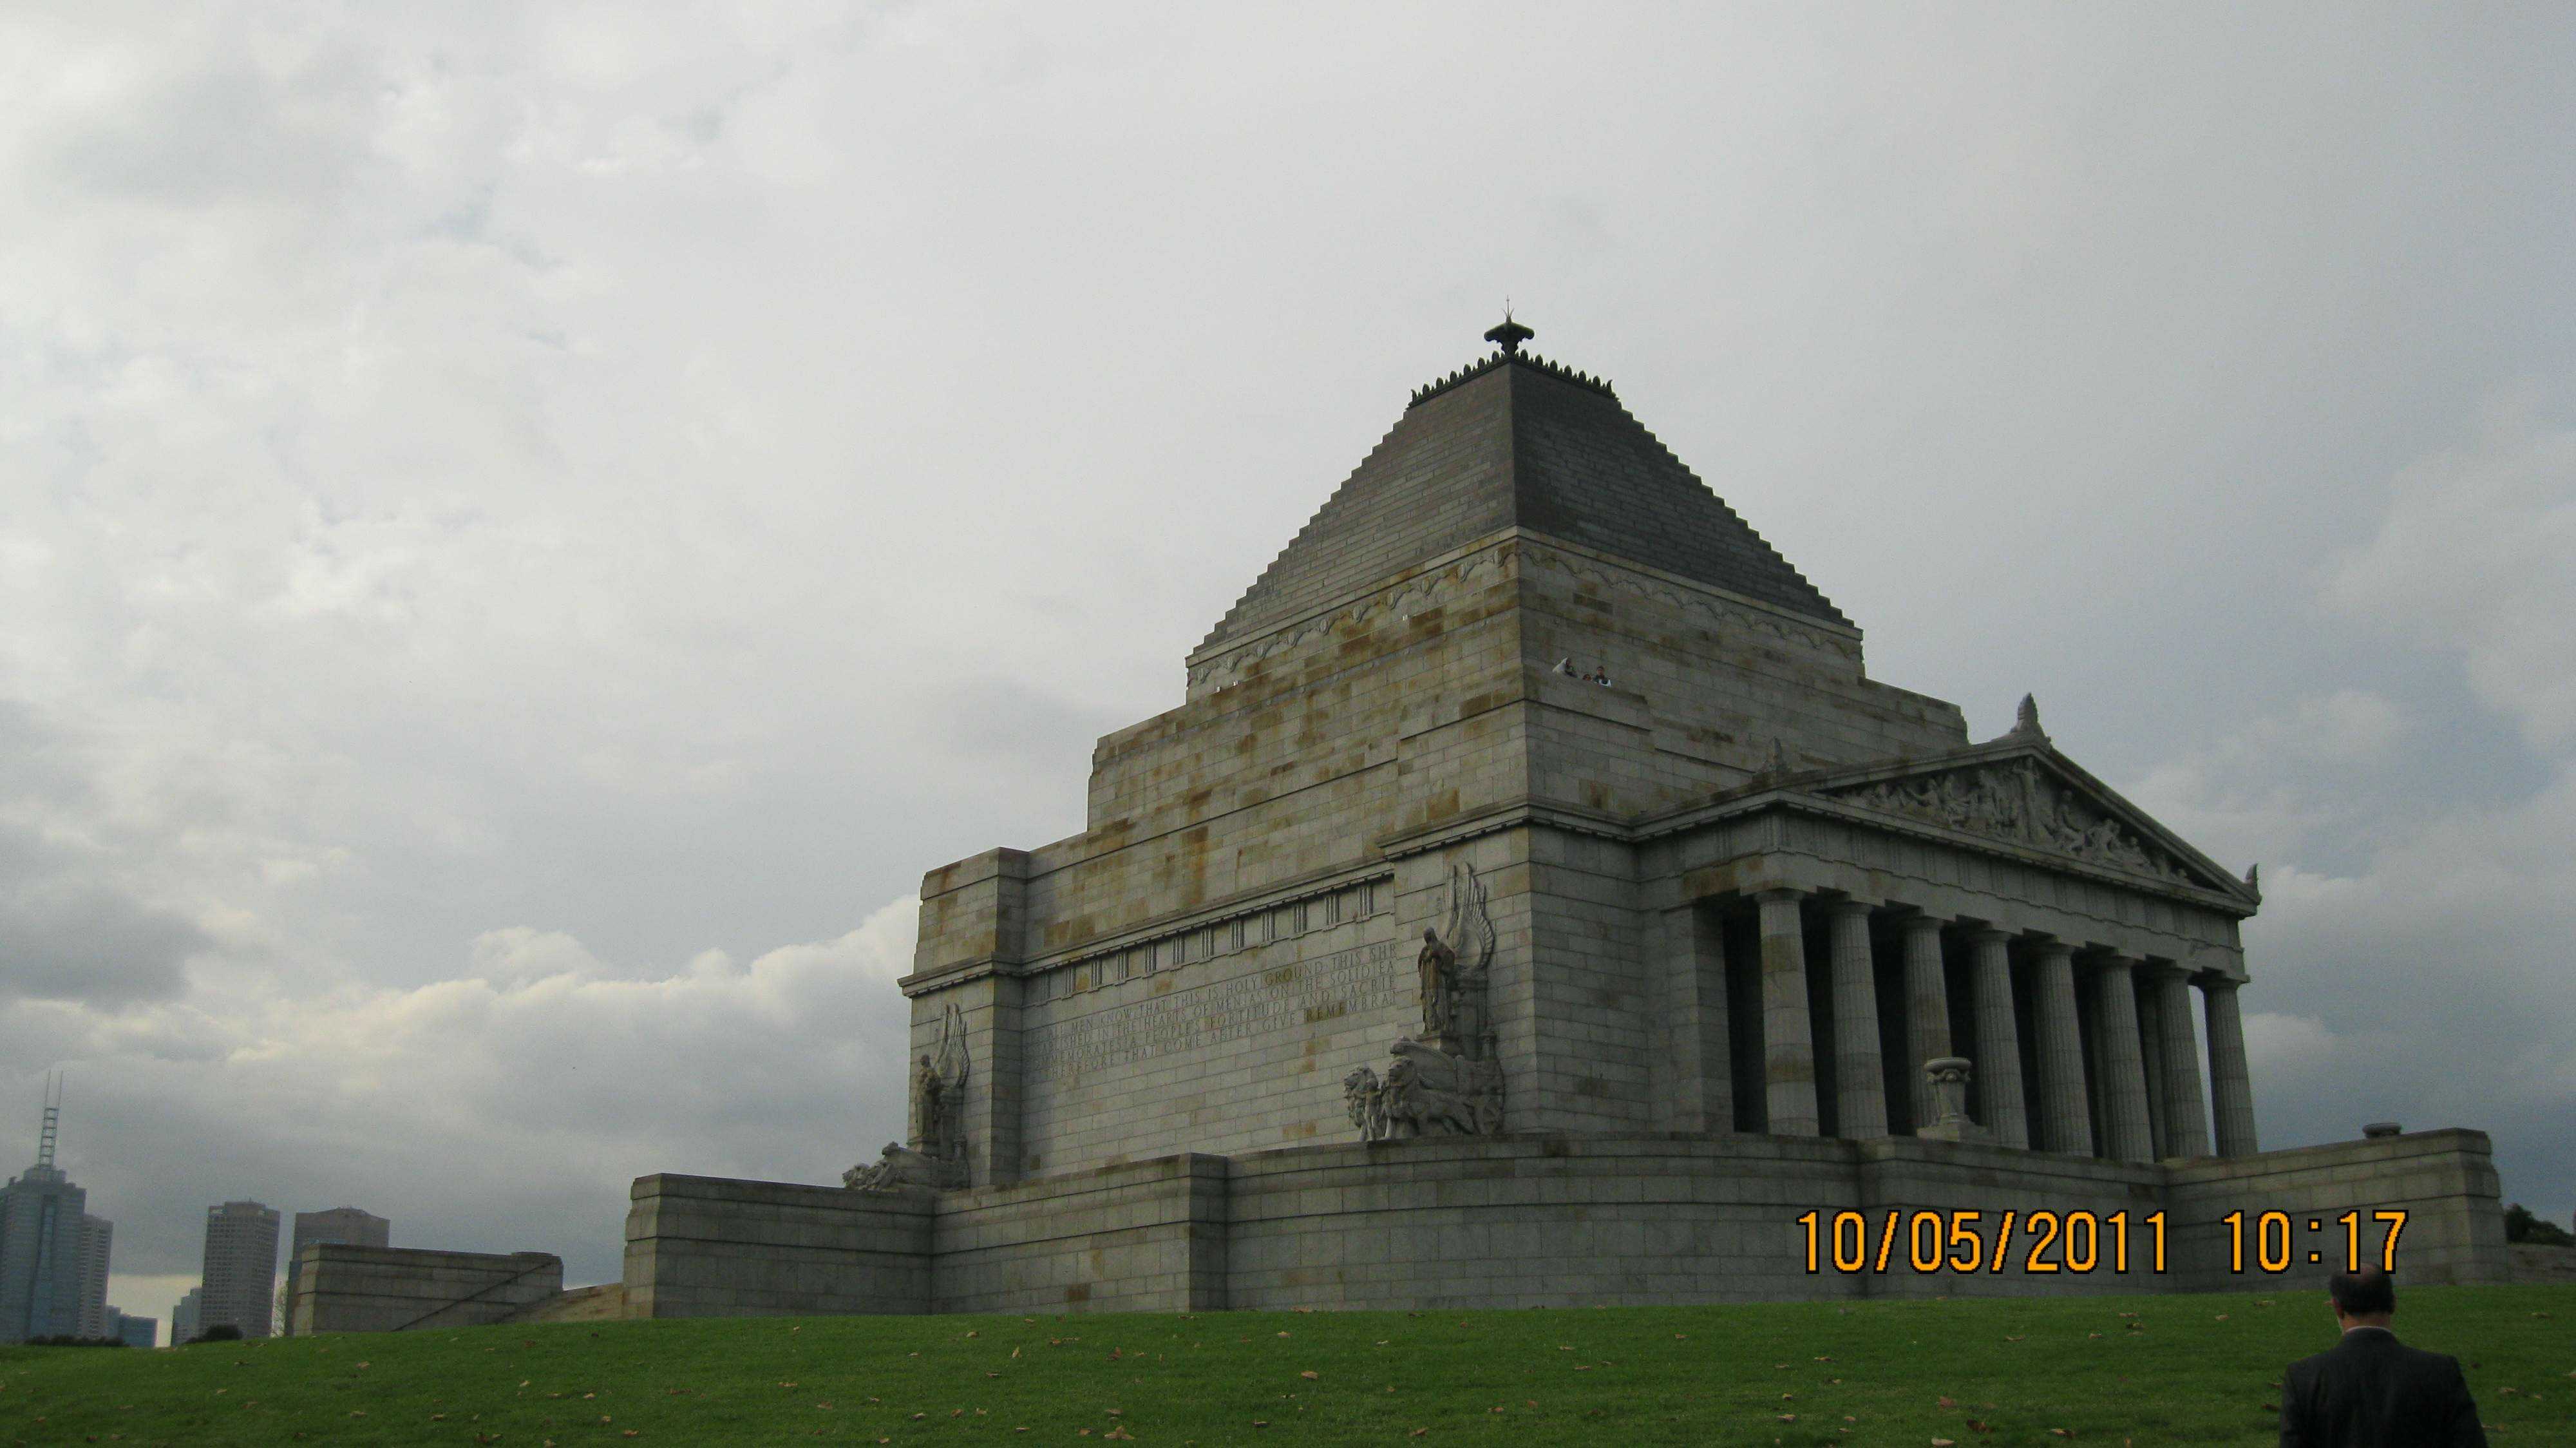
[1198,354,1846,655]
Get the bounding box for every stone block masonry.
[735,323,2515,1317]
[290,1245,562,1334]
[616,1130,2508,1317]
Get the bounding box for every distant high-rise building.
[171,1286,202,1344]
[0,1080,92,1343]
[74,1214,112,1338]
[281,1207,388,1335]
[107,1308,156,1348]
[199,1201,280,1339]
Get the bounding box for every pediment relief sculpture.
[1822,758,2196,886]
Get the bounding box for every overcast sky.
[6,4,2573,1323]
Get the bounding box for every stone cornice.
[1406,348,1618,410]
[1374,796,1633,860]
[1638,786,2259,918]
[901,859,1399,996]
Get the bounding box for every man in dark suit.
[2279,1267,2486,1447]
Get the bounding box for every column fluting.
[2029,940,2093,1155]
[2201,977,2260,1157]
[2090,956,2155,1163]
[1901,915,1952,1133]
[2155,967,2213,1157]
[1828,900,1888,1138]
[1756,890,1819,1136]
[1967,928,2029,1149]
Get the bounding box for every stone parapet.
[621,1128,2508,1319]
[622,1173,933,1319]
[290,1245,562,1335]
[2163,1129,2508,1286]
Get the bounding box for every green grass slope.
[4,1286,2569,1446]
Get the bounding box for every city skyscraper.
[198,1201,280,1339]
[74,1214,112,1338]
[281,1206,388,1335]
[0,1078,98,1344]
[171,1286,202,1345]
[108,1308,156,1348]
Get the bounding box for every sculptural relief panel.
[1824,759,2189,885]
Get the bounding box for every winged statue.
[846,1003,972,1192]
[1351,859,1505,1141]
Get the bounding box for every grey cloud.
[931,676,1124,769]
[2,5,2571,1302]
[41,55,372,207]
[0,866,207,1004]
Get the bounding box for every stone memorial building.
[333,319,2506,1327]
[887,318,2268,1188]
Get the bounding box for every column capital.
[2089,951,2144,974]
[1753,886,1809,907]
[1964,924,2013,946]
[2195,973,2242,994]
[1897,911,1947,938]
[2028,937,2075,962]
[1824,896,1873,920]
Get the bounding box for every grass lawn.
[3,1284,2568,1446]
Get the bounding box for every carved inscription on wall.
[1023,940,1401,1085]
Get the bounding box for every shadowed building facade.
[281,1207,390,1336]
[200,1201,280,1339]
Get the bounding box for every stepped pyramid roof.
[1197,319,1846,657]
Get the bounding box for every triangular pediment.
[1801,739,2254,901]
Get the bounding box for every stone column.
[2154,967,2213,1157]
[2137,983,2170,1157]
[1756,889,1819,1136]
[1966,928,2029,1149]
[2201,977,2260,1157]
[1826,900,1888,1139]
[1900,915,1952,1132]
[2088,956,2155,1163]
[1649,903,1728,1133]
[2029,940,2092,1156]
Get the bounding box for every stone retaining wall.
[2512,1243,2576,1284]
[290,1246,562,1335]
[621,1128,2507,1317]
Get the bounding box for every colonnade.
[1733,888,2258,1161]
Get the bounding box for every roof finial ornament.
[1484,306,1533,357]
[2010,692,2045,739]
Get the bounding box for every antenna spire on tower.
[36,1070,64,1168]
